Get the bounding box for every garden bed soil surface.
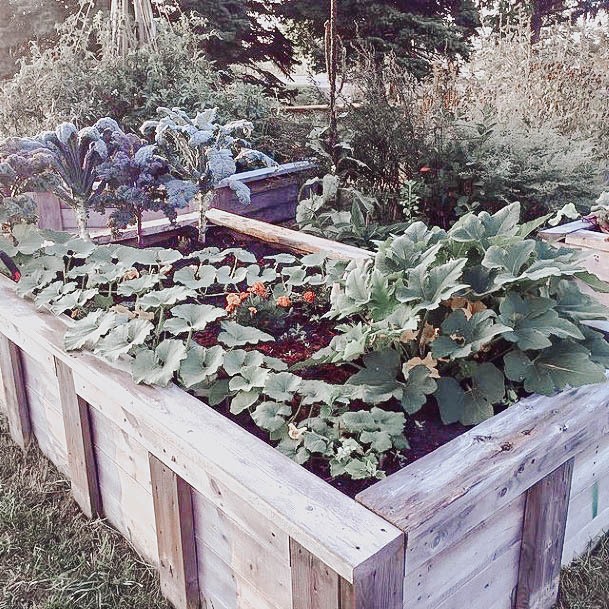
[136,224,470,497]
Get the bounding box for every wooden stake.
[0,334,31,449]
[149,454,200,609]
[515,459,575,609]
[55,358,102,518]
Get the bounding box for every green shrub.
[0,13,277,144]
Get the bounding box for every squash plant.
[314,203,609,425]
[2,203,609,481]
[141,107,276,242]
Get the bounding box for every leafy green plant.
[90,134,197,247]
[4,204,609,481]
[0,118,132,241]
[141,107,276,242]
[309,203,609,425]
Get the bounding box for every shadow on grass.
[0,415,170,609]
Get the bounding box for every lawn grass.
[557,536,609,609]
[1,414,609,609]
[0,416,170,609]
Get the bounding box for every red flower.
[303,291,316,304]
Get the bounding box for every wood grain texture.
[357,382,609,568]
[0,334,31,448]
[149,454,199,609]
[515,459,574,609]
[54,357,102,518]
[33,191,64,230]
[405,494,524,609]
[290,539,340,609]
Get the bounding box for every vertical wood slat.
[290,536,405,609]
[149,454,200,609]
[0,334,31,448]
[515,458,575,609]
[290,539,340,609]
[54,357,102,519]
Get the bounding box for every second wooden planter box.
[0,213,608,609]
[34,161,315,232]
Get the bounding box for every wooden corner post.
[289,534,404,609]
[149,454,200,609]
[54,357,102,519]
[515,458,575,609]
[0,334,31,449]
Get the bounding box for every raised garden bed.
[540,220,609,307]
[1,212,609,609]
[34,161,315,233]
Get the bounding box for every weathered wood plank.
[357,381,609,570]
[54,357,102,519]
[405,493,524,609]
[290,539,340,609]
[95,447,158,565]
[350,533,404,609]
[0,334,31,448]
[149,454,199,609]
[564,230,609,256]
[206,208,372,260]
[33,191,64,230]
[192,490,292,608]
[515,459,574,609]
[537,220,592,241]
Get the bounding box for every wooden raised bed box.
[1,212,609,609]
[35,161,315,232]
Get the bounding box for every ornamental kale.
[141,107,276,242]
[90,135,197,247]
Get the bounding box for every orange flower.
[249,282,268,298]
[303,291,316,304]
[276,296,292,308]
[248,306,258,316]
[239,291,250,303]
[226,293,242,313]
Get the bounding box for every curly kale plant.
[313,203,609,425]
[141,107,275,242]
[91,135,197,247]
[0,156,41,226]
[0,118,132,241]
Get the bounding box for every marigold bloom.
[249,282,268,298]
[276,296,292,308]
[226,293,242,313]
[239,291,250,302]
[303,291,316,304]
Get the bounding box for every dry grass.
[557,535,609,609]
[0,416,170,609]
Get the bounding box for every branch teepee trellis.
[110,0,156,57]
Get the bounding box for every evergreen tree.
[273,0,481,78]
[175,0,295,84]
